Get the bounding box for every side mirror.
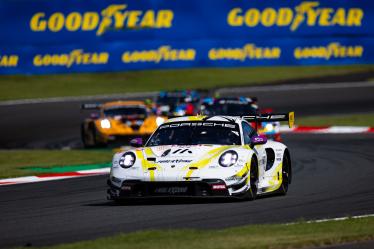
[251,135,267,146]
[130,138,143,147]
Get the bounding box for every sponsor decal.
[294,42,363,60]
[209,43,281,61]
[33,49,109,67]
[122,46,196,64]
[227,1,363,31]
[30,4,174,36]
[172,148,192,154]
[0,54,19,67]
[160,122,237,129]
[154,186,188,194]
[161,149,171,157]
[156,159,192,164]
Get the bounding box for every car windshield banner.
[0,0,373,74]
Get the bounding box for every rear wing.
[243,112,295,128]
[81,103,102,110]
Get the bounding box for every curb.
[0,167,110,186]
[280,125,374,134]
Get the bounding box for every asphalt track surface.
[0,82,374,149]
[1,133,374,248]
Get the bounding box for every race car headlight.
[100,119,111,129]
[156,117,165,126]
[219,150,238,167]
[119,152,136,168]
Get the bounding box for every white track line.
[286,214,374,225]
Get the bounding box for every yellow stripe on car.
[184,145,235,179]
[264,162,283,193]
[187,115,206,121]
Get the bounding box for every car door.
[241,121,267,184]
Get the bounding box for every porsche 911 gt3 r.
[107,113,294,201]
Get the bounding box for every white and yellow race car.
[107,113,294,201]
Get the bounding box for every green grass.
[16,217,374,249]
[1,65,373,101]
[297,113,374,127]
[0,149,113,178]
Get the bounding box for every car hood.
[112,144,250,182]
[135,145,239,171]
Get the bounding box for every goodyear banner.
[0,0,373,74]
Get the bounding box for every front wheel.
[278,153,291,195]
[240,157,258,201]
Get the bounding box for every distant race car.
[107,112,294,201]
[155,90,200,117]
[81,101,166,147]
[200,97,281,141]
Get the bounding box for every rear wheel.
[278,153,291,195]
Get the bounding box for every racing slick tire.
[240,157,258,201]
[278,151,291,195]
[81,123,102,148]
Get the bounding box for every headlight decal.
[219,150,238,167]
[119,152,136,168]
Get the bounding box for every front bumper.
[107,179,232,199]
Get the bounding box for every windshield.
[202,103,257,116]
[103,106,147,117]
[147,121,241,146]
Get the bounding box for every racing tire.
[278,153,291,195]
[81,123,99,148]
[240,157,258,201]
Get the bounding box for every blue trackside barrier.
[0,0,373,74]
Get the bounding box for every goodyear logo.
[209,44,281,61]
[0,54,18,67]
[30,4,174,36]
[122,46,196,63]
[33,49,109,67]
[294,42,363,60]
[227,1,363,31]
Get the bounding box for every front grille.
[130,124,141,130]
[119,180,229,197]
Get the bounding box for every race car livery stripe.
[236,163,249,178]
[143,148,162,181]
[184,145,235,179]
[280,125,374,134]
[187,116,206,121]
[136,150,147,172]
[263,162,283,193]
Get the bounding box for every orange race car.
[81,100,166,147]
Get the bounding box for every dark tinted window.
[147,122,241,146]
[242,121,255,144]
[202,103,257,116]
[104,107,147,117]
